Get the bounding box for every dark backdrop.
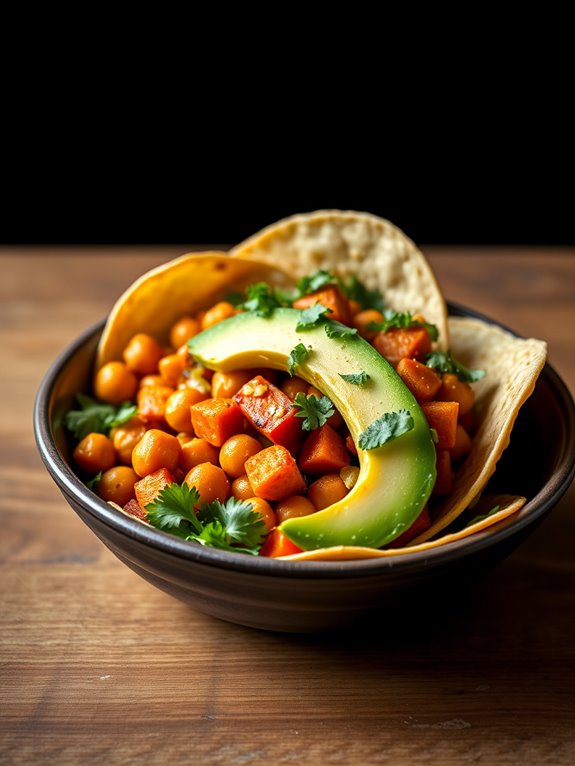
[2,152,572,247]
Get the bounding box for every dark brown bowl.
[34,304,575,632]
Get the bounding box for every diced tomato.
[259,528,304,557]
[123,497,148,521]
[190,397,245,447]
[292,284,352,325]
[372,327,432,366]
[234,375,302,450]
[298,424,351,474]
[134,467,175,509]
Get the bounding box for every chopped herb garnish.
[324,321,358,339]
[295,270,335,296]
[64,393,137,440]
[339,275,385,312]
[425,351,485,382]
[358,409,414,450]
[240,282,285,317]
[294,392,335,431]
[145,484,266,555]
[339,371,370,385]
[287,343,311,376]
[465,505,501,528]
[367,310,438,342]
[86,471,102,490]
[296,302,332,330]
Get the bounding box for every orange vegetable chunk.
[421,401,459,450]
[396,358,442,403]
[373,327,432,366]
[137,385,174,424]
[431,449,453,496]
[190,397,245,447]
[298,424,351,475]
[292,283,352,325]
[134,467,175,508]
[233,375,302,449]
[244,445,306,501]
[259,529,304,557]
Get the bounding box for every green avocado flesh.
[187,308,436,550]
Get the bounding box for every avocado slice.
[187,308,436,550]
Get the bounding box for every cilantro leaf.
[358,409,414,450]
[197,497,266,553]
[294,392,335,431]
[367,310,438,342]
[287,343,311,376]
[425,351,485,382]
[240,282,285,317]
[339,275,385,313]
[65,393,137,440]
[465,505,501,528]
[339,371,370,385]
[145,483,203,536]
[86,471,102,490]
[296,302,332,330]
[295,270,335,296]
[324,321,358,339]
[145,486,266,554]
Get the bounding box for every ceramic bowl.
[34,305,575,632]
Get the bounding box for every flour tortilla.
[231,210,449,350]
[281,495,526,560]
[409,316,547,543]
[96,252,292,368]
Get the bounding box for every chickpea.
[184,462,230,506]
[275,495,316,523]
[132,428,181,477]
[352,309,384,341]
[170,316,201,349]
[231,474,255,501]
[281,376,309,400]
[158,353,186,388]
[307,474,348,510]
[94,361,138,405]
[139,374,164,389]
[164,388,199,433]
[245,497,277,533]
[96,465,139,506]
[123,333,164,375]
[73,432,116,475]
[219,434,262,478]
[201,301,237,330]
[211,370,254,399]
[109,417,147,465]
[179,438,220,473]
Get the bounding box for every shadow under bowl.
[34,304,575,632]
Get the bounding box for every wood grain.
[1,247,574,765]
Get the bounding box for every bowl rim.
[34,303,575,580]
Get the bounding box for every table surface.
[1,246,574,765]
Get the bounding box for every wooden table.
[2,247,574,764]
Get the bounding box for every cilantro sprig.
[65,393,137,440]
[339,371,370,385]
[240,282,286,317]
[294,392,335,431]
[145,484,266,555]
[367,310,438,342]
[358,409,414,450]
[296,303,332,329]
[287,343,311,376]
[425,351,485,383]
